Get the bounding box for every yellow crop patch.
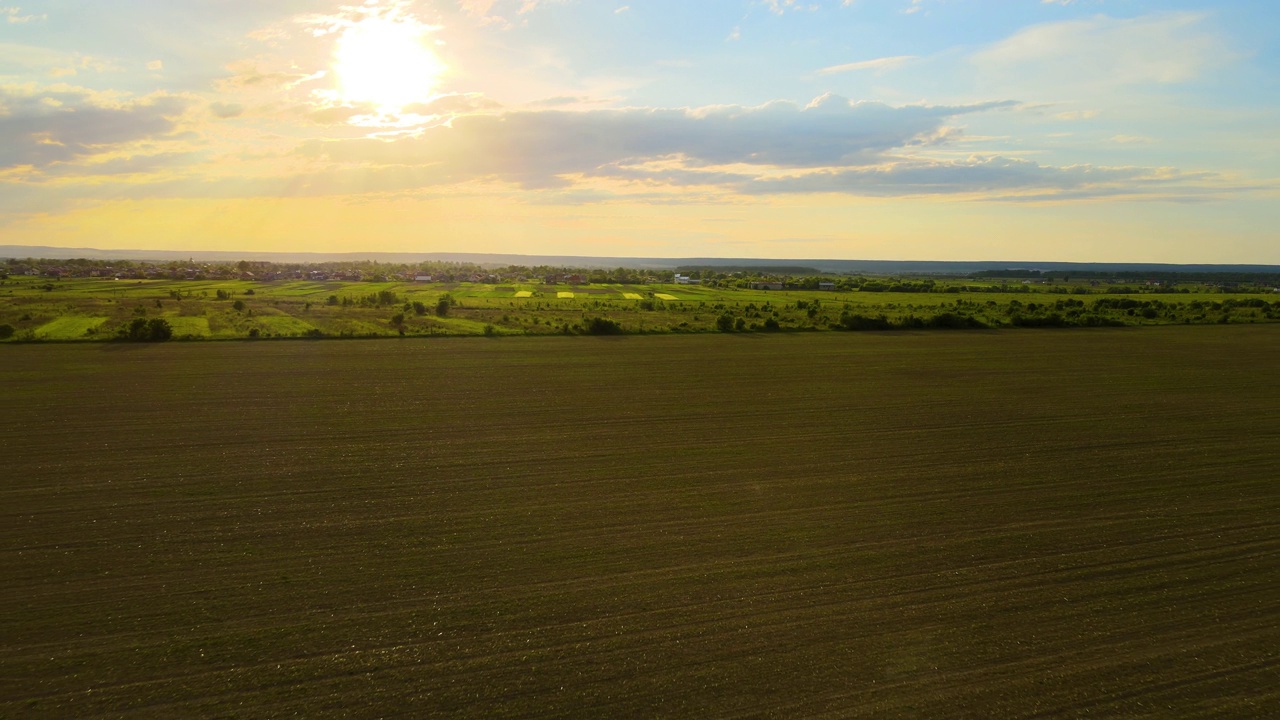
[557,292,575,299]
[655,293,679,301]
[623,293,643,300]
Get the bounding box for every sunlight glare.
[333,16,443,114]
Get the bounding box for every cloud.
[0,85,191,170]
[763,1,810,14]
[402,93,502,115]
[741,156,1224,200]
[973,12,1230,91]
[35,151,200,179]
[298,95,1013,186]
[209,102,245,119]
[5,92,1253,212]
[2,6,45,24]
[817,55,916,75]
[1110,135,1155,145]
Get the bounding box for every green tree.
[146,318,173,341]
[585,317,623,335]
[120,317,172,341]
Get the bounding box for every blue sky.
[1,0,1277,261]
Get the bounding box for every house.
[818,282,836,291]
[751,281,783,290]
[414,275,433,282]
[674,274,701,285]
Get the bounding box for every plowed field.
[3,327,1277,717]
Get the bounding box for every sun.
[333,15,444,114]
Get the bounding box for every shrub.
[716,313,735,332]
[585,317,623,335]
[0,324,14,339]
[925,312,987,329]
[119,317,172,342]
[838,313,892,331]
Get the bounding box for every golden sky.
[2,1,1277,262]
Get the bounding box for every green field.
[2,327,1277,717]
[33,315,109,339]
[2,275,1275,341]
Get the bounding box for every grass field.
[1,276,1276,340]
[2,327,1278,717]
[33,315,108,339]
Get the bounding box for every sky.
[1,0,1277,262]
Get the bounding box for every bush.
[1010,313,1068,328]
[0,324,14,339]
[119,317,172,342]
[716,313,735,332]
[585,317,623,335]
[925,312,987,329]
[435,295,452,317]
[763,317,781,331]
[838,313,892,331]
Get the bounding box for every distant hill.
[2,245,1278,276]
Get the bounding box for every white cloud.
[817,55,916,75]
[1110,135,1156,144]
[2,6,45,24]
[0,85,191,169]
[298,95,1010,185]
[973,12,1229,91]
